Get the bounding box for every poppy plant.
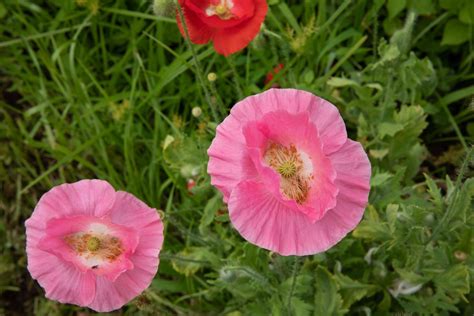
[264,63,284,86]
[207,89,371,256]
[176,0,268,56]
[25,180,164,312]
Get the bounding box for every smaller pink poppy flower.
[25,180,164,312]
[207,89,371,256]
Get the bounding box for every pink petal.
[108,191,164,256]
[25,180,165,312]
[207,115,258,202]
[242,110,339,222]
[27,245,96,307]
[88,255,159,312]
[228,140,370,255]
[328,139,371,211]
[25,180,116,232]
[208,89,347,201]
[231,89,347,154]
[38,216,139,280]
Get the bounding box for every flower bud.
[152,0,176,17]
[454,250,467,261]
[207,72,217,82]
[187,179,196,193]
[192,106,202,118]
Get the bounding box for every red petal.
[177,0,213,45]
[212,0,268,55]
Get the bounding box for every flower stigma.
[206,0,234,20]
[264,143,312,204]
[86,236,101,251]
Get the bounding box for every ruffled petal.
[328,139,371,214]
[87,255,160,312]
[208,115,258,202]
[241,111,338,222]
[177,0,214,44]
[184,0,255,29]
[25,180,116,231]
[230,89,347,154]
[228,137,370,258]
[212,0,267,55]
[27,244,96,307]
[38,216,139,280]
[109,191,161,231]
[208,89,346,204]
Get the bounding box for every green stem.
[286,256,300,316]
[176,3,220,123]
[226,56,244,100]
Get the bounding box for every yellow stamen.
[65,233,124,264]
[264,143,311,204]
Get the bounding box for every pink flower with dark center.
[25,180,164,312]
[207,89,371,256]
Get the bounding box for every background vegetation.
[1,0,473,314]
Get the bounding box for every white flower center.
[64,224,123,269]
[206,0,234,20]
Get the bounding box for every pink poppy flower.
[25,180,164,312]
[207,89,371,256]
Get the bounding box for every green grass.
[1,0,473,315]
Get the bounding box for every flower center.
[206,0,233,20]
[215,4,227,15]
[277,160,297,178]
[86,236,100,251]
[65,232,124,267]
[264,143,312,204]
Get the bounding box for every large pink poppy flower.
[207,89,371,256]
[25,180,164,312]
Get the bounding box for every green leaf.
[369,148,389,159]
[171,247,213,276]
[433,265,470,300]
[371,172,393,187]
[424,173,443,208]
[459,2,474,24]
[408,0,435,15]
[290,298,313,316]
[441,19,470,45]
[353,205,392,241]
[327,77,359,88]
[467,122,474,136]
[378,122,404,138]
[0,3,6,20]
[303,70,315,84]
[439,0,462,10]
[199,193,221,233]
[334,272,378,309]
[387,0,406,19]
[448,177,474,223]
[314,267,346,315]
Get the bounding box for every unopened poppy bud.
[207,72,217,82]
[187,179,196,193]
[152,0,176,17]
[192,106,202,118]
[162,135,175,150]
[454,250,467,261]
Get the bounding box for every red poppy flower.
[264,63,284,85]
[176,0,268,56]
